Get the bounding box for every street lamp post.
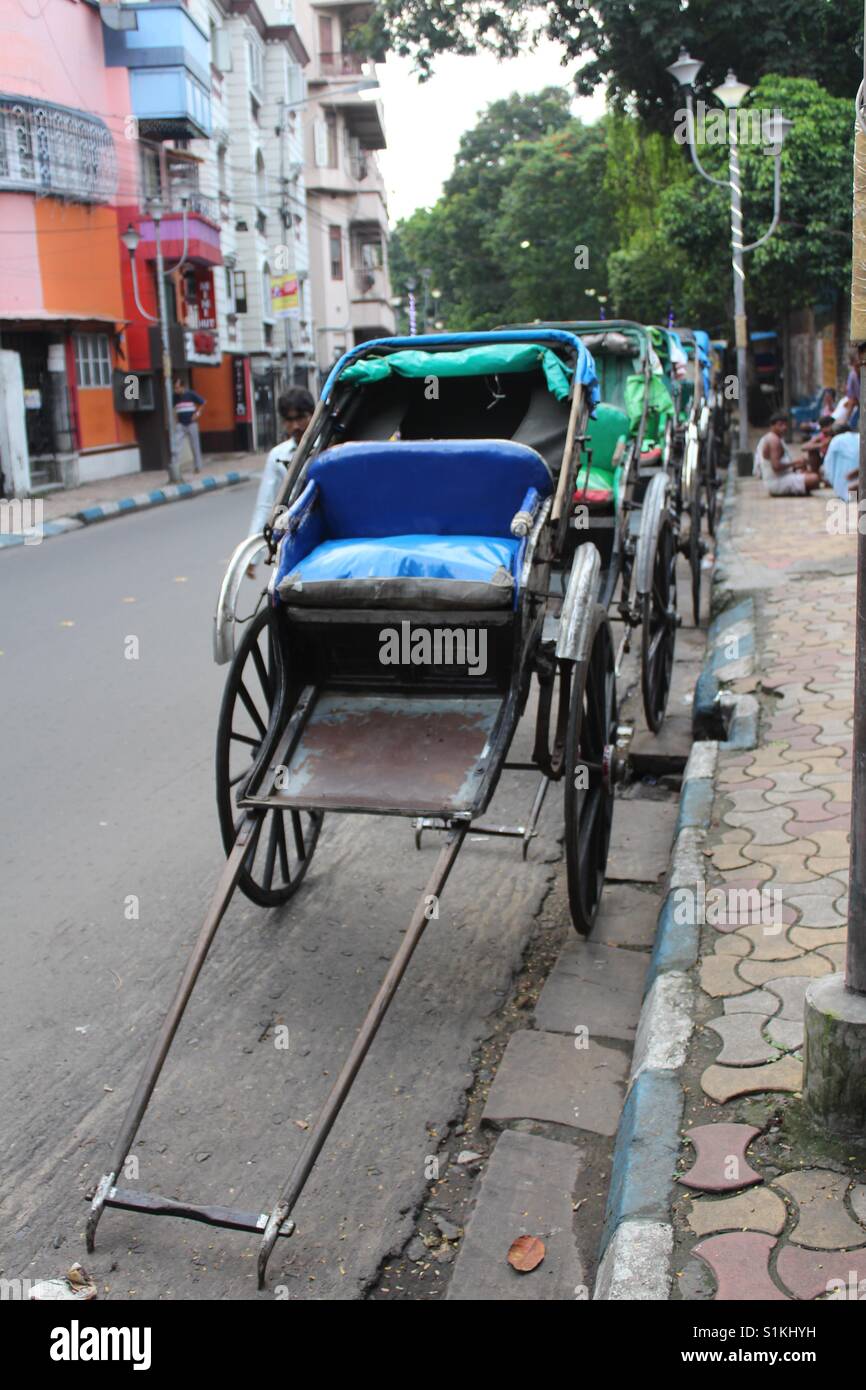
[405,276,418,336]
[121,205,181,484]
[150,200,181,484]
[667,50,792,459]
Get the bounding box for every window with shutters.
[329,226,343,281]
[74,333,112,389]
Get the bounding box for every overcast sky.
[374,41,607,226]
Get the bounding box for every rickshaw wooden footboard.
[86,817,467,1289]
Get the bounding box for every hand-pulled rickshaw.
[508,320,680,732]
[650,323,708,624]
[85,328,658,1287]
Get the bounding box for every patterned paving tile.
[772,1171,866,1250]
[777,1245,866,1300]
[699,954,757,998]
[692,1233,789,1301]
[765,1016,804,1052]
[686,1188,787,1238]
[724,988,780,1017]
[700,1055,802,1103]
[705,1013,778,1065]
[762,976,814,1021]
[737,953,830,987]
[723,806,798,844]
[680,1123,762,1192]
[730,923,803,962]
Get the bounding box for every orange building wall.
[192,357,237,433]
[36,203,125,321]
[75,385,137,449]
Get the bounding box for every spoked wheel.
[640,508,678,733]
[215,605,323,906]
[563,605,617,936]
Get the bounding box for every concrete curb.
[595,464,761,1299]
[0,471,251,550]
[594,738,717,1299]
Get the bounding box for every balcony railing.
[319,51,365,77]
[0,96,116,202]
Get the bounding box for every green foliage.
[360,0,862,123]
[655,76,855,323]
[490,123,612,323]
[391,90,611,330]
[389,77,854,338]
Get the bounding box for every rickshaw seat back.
[574,403,628,508]
[306,439,550,537]
[273,439,551,611]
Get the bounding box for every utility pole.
[152,202,181,485]
[667,52,790,461]
[278,98,295,390]
[801,8,866,1138]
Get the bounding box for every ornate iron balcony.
[0,95,117,203]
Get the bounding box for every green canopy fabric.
[337,343,574,401]
[624,372,675,436]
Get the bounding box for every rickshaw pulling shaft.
[86,811,467,1289]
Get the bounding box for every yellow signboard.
[270,274,300,320]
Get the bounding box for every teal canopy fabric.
[337,343,575,401]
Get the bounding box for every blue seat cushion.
[277,534,519,611]
[306,439,551,538]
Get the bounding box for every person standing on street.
[172,377,206,475]
[247,386,315,574]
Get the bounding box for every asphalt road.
[0,483,572,1300]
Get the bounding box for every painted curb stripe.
[0,473,252,554]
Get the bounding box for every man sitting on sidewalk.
[754,411,821,496]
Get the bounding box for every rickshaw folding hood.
[322,330,599,406]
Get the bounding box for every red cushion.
[574,486,613,505]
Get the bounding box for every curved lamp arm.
[684,90,728,188]
[742,152,782,253]
[128,254,159,324]
[162,206,190,275]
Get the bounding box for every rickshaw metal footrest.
[101,1185,296,1240]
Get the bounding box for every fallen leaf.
[507,1234,545,1273]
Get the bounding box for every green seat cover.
[576,402,628,508]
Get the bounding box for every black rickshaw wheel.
[640,511,678,734]
[563,606,617,936]
[215,605,323,907]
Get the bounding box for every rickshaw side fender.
[635,471,672,599]
[556,543,602,665]
[213,535,268,665]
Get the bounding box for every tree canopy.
[391,77,855,335]
[358,0,862,122]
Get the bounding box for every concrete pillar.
[802,974,866,1141]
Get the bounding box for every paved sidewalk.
[672,477,866,1301]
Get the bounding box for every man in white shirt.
[247,388,315,571]
[754,411,821,496]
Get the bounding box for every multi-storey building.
[0,0,393,494]
[0,0,142,495]
[295,0,394,376]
